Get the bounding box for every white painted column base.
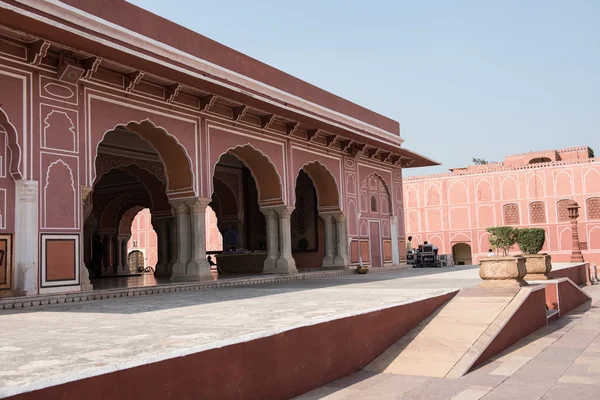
[321,213,335,267]
[185,198,212,281]
[332,212,350,269]
[275,206,298,274]
[170,201,191,281]
[261,208,279,273]
[14,180,39,296]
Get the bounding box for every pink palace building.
[0,0,437,298]
[402,146,600,265]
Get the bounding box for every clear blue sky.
[128,0,599,176]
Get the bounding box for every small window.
[370,195,378,213]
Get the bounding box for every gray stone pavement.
[294,282,600,400]
[0,263,586,398]
[0,266,480,397]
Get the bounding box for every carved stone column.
[333,212,350,268]
[80,185,93,290]
[14,180,39,295]
[186,198,212,281]
[120,238,128,273]
[167,216,177,275]
[567,200,585,263]
[102,233,114,275]
[261,208,279,273]
[320,213,336,267]
[154,217,171,277]
[113,236,123,273]
[170,201,192,281]
[275,206,297,274]
[390,216,400,266]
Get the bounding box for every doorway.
[369,221,382,268]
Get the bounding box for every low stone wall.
[5,291,457,400]
[551,263,590,286]
[471,287,548,369]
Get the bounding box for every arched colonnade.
[83,120,349,283]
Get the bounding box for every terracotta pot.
[522,253,552,281]
[479,256,527,288]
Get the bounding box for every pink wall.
[403,147,600,265]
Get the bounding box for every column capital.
[332,211,346,223]
[274,206,295,218]
[189,197,212,213]
[169,199,190,214]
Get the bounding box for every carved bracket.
[82,57,102,80]
[285,122,300,136]
[306,129,321,142]
[232,105,248,122]
[326,135,338,148]
[200,94,217,112]
[28,39,51,66]
[366,148,378,159]
[125,71,144,93]
[260,114,276,130]
[165,83,182,104]
[350,143,365,159]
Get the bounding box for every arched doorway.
[210,144,296,274]
[359,173,394,268]
[291,161,346,269]
[127,250,144,272]
[83,122,203,282]
[452,243,473,265]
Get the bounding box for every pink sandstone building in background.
[402,146,600,266]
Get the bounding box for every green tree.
[472,157,489,165]
[486,226,517,256]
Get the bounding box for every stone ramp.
[364,286,547,379]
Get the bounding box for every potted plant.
[516,228,552,280]
[479,226,527,288]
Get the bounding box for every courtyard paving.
[0,266,479,397]
[0,263,590,398]
[294,282,600,400]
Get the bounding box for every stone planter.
[522,253,552,281]
[479,256,527,288]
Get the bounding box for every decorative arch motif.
[95,120,195,196]
[501,176,519,201]
[299,160,341,211]
[554,171,573,197]
[527,174,545,198]
[448,180,468,204]
[426,184,441,206]
[44,159,76,228]
[360,173,392,215]
[406,185,418,208]
[215,144,283,206]
[584,168,600,194]
[43,110,76,152]
[475,179,493,202]
[0,107,23,180]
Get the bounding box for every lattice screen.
[529,202,546,224]
[503,203,520,225]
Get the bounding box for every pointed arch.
[94,120,195,197]
[0,107,23,180]
[361,172,393,215]
[298,160,341,211]
[214,144,283,206]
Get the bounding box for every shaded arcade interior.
[83,125,350,283]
